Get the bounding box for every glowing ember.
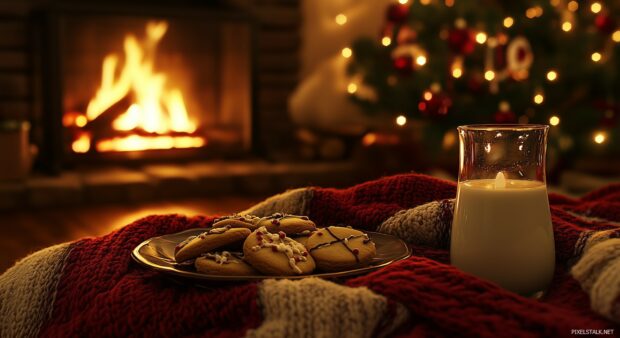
[72,133,91,153]
[96,135,205,152]
[69,20,205,153]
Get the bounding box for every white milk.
[450,175,555,296]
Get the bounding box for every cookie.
[212,214,261,230]
[174,227,251,262]
[243,226,315,275]
[212,213,316,235]
[255,213,317,235]
[306,226,376,272]
[194,251,257,276]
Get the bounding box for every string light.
[452,68,463,78]
[567,1,578,11]
[398,0,409,4]
[416,55,427,66]
[503,17,514,28]
[534,93,544,104]
[593,131,606,144]
[347,83,358,94]
[546,70,558,81]
[396,115,407,126]
[381,36,392,46]
[475,32,487,44]
[420,0,431,5]
[549,116,560,126]
[423,90,433,101]
[591,52,602,62]
[445,0,455,7]
[590,2,602,14]
[362,133,377,147]
[484,70,495,81]
[341,47,352,58]
[335,14,347,25]
[612,30,620,43]
[562,22,572,32]
[526,6,543,19]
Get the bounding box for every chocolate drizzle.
[213,214,259,225]
[214,213,313,230]
[308,227,371,263]
[256,213,311,226]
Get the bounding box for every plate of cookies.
[132,213,411,281]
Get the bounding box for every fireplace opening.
[65,20,207,154]
[39,5,254,168]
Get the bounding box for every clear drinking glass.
[450,124,555,296]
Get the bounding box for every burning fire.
[70,21,205,153]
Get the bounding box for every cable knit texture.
[247,278,405,338]
[572,239,620,321]
[1,173,619,337]
[0,243,71,338]
[377,199,453,248]
[242,188,313,217]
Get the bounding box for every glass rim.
[457,124,549,131]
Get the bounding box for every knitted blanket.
[1,174,619,337]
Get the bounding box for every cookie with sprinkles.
[194,251,258,276]
[212,214,261,230]
[306,226,376,272]
[243,226,315,275]
[255,213,316,235]
[174,227,251,263]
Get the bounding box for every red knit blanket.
[1,174,619,337]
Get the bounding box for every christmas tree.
[346,0,620,165]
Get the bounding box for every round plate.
[132,228,411,281]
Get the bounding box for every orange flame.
[72,133,91,153]
[72,21,205,153]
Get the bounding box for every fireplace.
[37,4,255,169]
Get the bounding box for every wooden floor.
[0,196,263,273]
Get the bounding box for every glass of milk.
[450,124,555,296]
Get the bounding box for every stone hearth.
[0,161,359,210]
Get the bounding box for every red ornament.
[448,28,475,55]
[386,4,409,24]
[595,14,616,35]
[392,55,414,75]
[494,107,517,123]
[396,26,417,44]
[418,91,452,117]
